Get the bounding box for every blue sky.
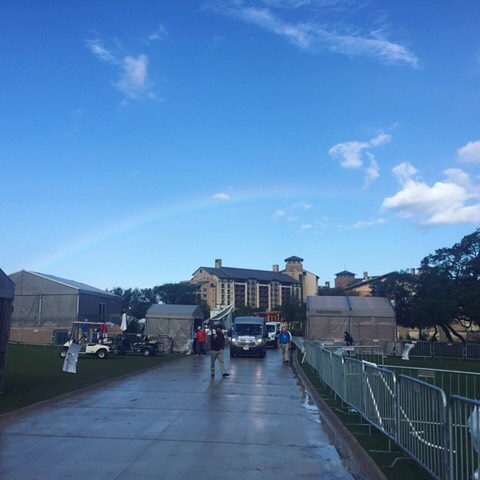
[2,0,480,290]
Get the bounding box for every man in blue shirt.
[278,325,292,364]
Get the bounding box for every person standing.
[344,331,354,346]
[278,325,292,364]
[210,325,230,377]
[196,326,207,356]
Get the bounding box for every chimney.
[410,268,415,275]
[325,281,330,288]
[273,264,279,272]
[363,271,368,280]
[215,259,222,269]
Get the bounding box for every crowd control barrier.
[303,340,480,480]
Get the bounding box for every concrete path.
[0,348,353,480]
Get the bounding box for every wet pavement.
[0,347,353,479]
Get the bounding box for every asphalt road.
[0,347,353,480]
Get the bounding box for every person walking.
[196,326,207,356]
[278,325,292,364]
[210,325,230,377]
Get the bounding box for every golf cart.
[110,335,159,357]
[59,321,111,360]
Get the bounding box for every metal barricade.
[406,340,433,357]
[344,357,364,414]
[466,344,480,361]
[450,395,480,480]
[331,353,345,401]
[434,342,465,360]
[321,349,333,388]
[397,375,449,480]
[363,364,397,440]
[52,329,69,346]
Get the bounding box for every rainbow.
[31,184,346,269]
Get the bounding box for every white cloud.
[300,223,313,231]
[329,141,369,169]
[85,38,155,101]
[353,218,386,229]
[287,216,299,222]
[369,133,392,147]
[363,153,379,188]
[329,131,391,187]
[115,55,154,100]
[292,201,312,210]
[382,164,480,226]
[213,192,230,200]
[274,209,286,218]
[457,140,480,164]
[149,24,167,42]
[208,2,419,67]
[85,39,118,64]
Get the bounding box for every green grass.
[383,356,480,399]
[0,344,180,415]
[384,356,480,373]
[299,351,434,480]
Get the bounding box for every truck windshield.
[235,324,262,336]
[266,325,276,333]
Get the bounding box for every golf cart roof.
[72,321,106,326]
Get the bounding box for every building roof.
[343,273,394,291]
[146,304,204,319]
[335,270,356,277]
[16,271,120,297]
[285,255,304,262]
[307,295,395,318]
[196,266,299,284]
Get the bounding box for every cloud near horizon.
[212,192,230,200]
[208,1,419,67]
[382,162,480,226]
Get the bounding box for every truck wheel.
[59,348,68,359]
[96,349,108,359]
[143,349,151,357]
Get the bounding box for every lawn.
[0,344,180,415]
[384,356,480,373]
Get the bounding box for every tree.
[421,228,480,333]
[153,283,199,305]
[371,271,419,329]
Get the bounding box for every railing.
[389,340,480,361]
[386,365,480,400]
[303,340,480,480]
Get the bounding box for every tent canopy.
[145,304,204,353]
[9,270,122,327]
[306,295,396,347]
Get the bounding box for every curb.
[0,354,187,425]
[292,351,387,480]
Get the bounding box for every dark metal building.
[9,270,122,327]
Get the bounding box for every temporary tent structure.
[0,268,15,393]
[145,304,204,353]
[306,296,396,348]
[9,270,122,327]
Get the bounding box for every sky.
[1,0,480,290]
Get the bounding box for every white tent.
[145,304,204,353]
[306,296,396,349]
